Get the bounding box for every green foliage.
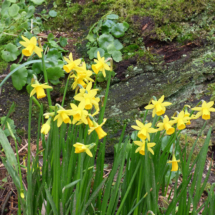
[86,13,129,62]
[1,43,20,62]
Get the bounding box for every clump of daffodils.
[131,95,215,172]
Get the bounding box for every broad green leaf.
[111,23,125,38]
[49,10,57,17]
[98,33,114,49]
[87,47,97,59]
[94,48,105,58]
[122,21,129,31]
[7,0,16,2]
[8,4,20,17]
[101,26,109,34]
[49,79,60,85]
[103,20,116,29]
[112,50,122,62]
[59,37,67,47]
[47,67,64,81]
[86,33,96,42]
[107,14,119,20]
[11,64,28,90]
[27,5,35,18]
[46,49,62,61]
[47,33,55,41]
[32,62,42,74]
[2,0,11,8]
[96,71,105,82]
[30,0,45,5]
[1,43,19,62]
[107,43,117,55]
[0,129,18,171]
[114,39,123,50]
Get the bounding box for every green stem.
[27,96,33,214]
[61,76,70,107]
[42,53,52,107]
[32,96,41,108]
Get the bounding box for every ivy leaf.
[87,47,97,59]
[1,43,19,62]
[112,50,122,62]
[30,0,45,5]
[49,10,57,17]
[11,64,28,90]
[47,67,65,83]
[106,14,119,20]
[8,4,20,17]
[94,48,105,58]
[59,37,67,47]
[98,34,114,50]
[111,23,125,38]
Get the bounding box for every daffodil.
[70,101,88,124]
[157,115,175,135]
[131,120,157,141]
[167,154,180,171]
[54,108,73,127]
[19,36,43,58]
[74,82,100,110]
[70,63,94,90]
[145,95,172,117]
[73,143,96,157]
[134,140,156,155]
[92,51,111,77]
[41,118,51,135]
[43,112,55,119]
[88,118,107,139]
[30,82,53,99]
[192,101,215,120]
[172,111,190,130]
[63,53,83,73]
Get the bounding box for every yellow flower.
[131,120,157,141]
[88,118,107,139]
[41,118,51,135]
[43,112,55,119]
[172,111,190,130]
[70,102,88,124]
[145,95,172,117]
[19,36,43,58]
[20,190,25,199]
[192,101,215,120]
[54,109,73,127]
[70,63,94,90]
[74,82,100,110]
[30,82,53,99]
[167,154,180,171]
[73,143,96,157]
[63,53,83,73]
[157,115,175,135]
[134,140,156,155]
[92,51,111,77]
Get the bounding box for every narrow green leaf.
[45,183,58,215]
[62,179,81,193]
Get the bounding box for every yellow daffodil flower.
[20,190,25,199]
[145,95,172,117]
[92,51,111,77]
[54,109,73,127]
[70,102,88,124]
[70,63,94,90]
[19,36,43,58]
[74,82,100,110]
[157,115,175,135]
[73,143,96,157]
[192,101,215,120]
[88,118,107,139]
[30,82,52,99]
[43,112,55,119]
[134,140,156,155]
[41,118,51,135]
[167,154,180,171]
[131,120,157,141]
[63,53,83,73]
[184,110,191,125]
[172,111,190,130]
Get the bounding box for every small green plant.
[86,13,129,62]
